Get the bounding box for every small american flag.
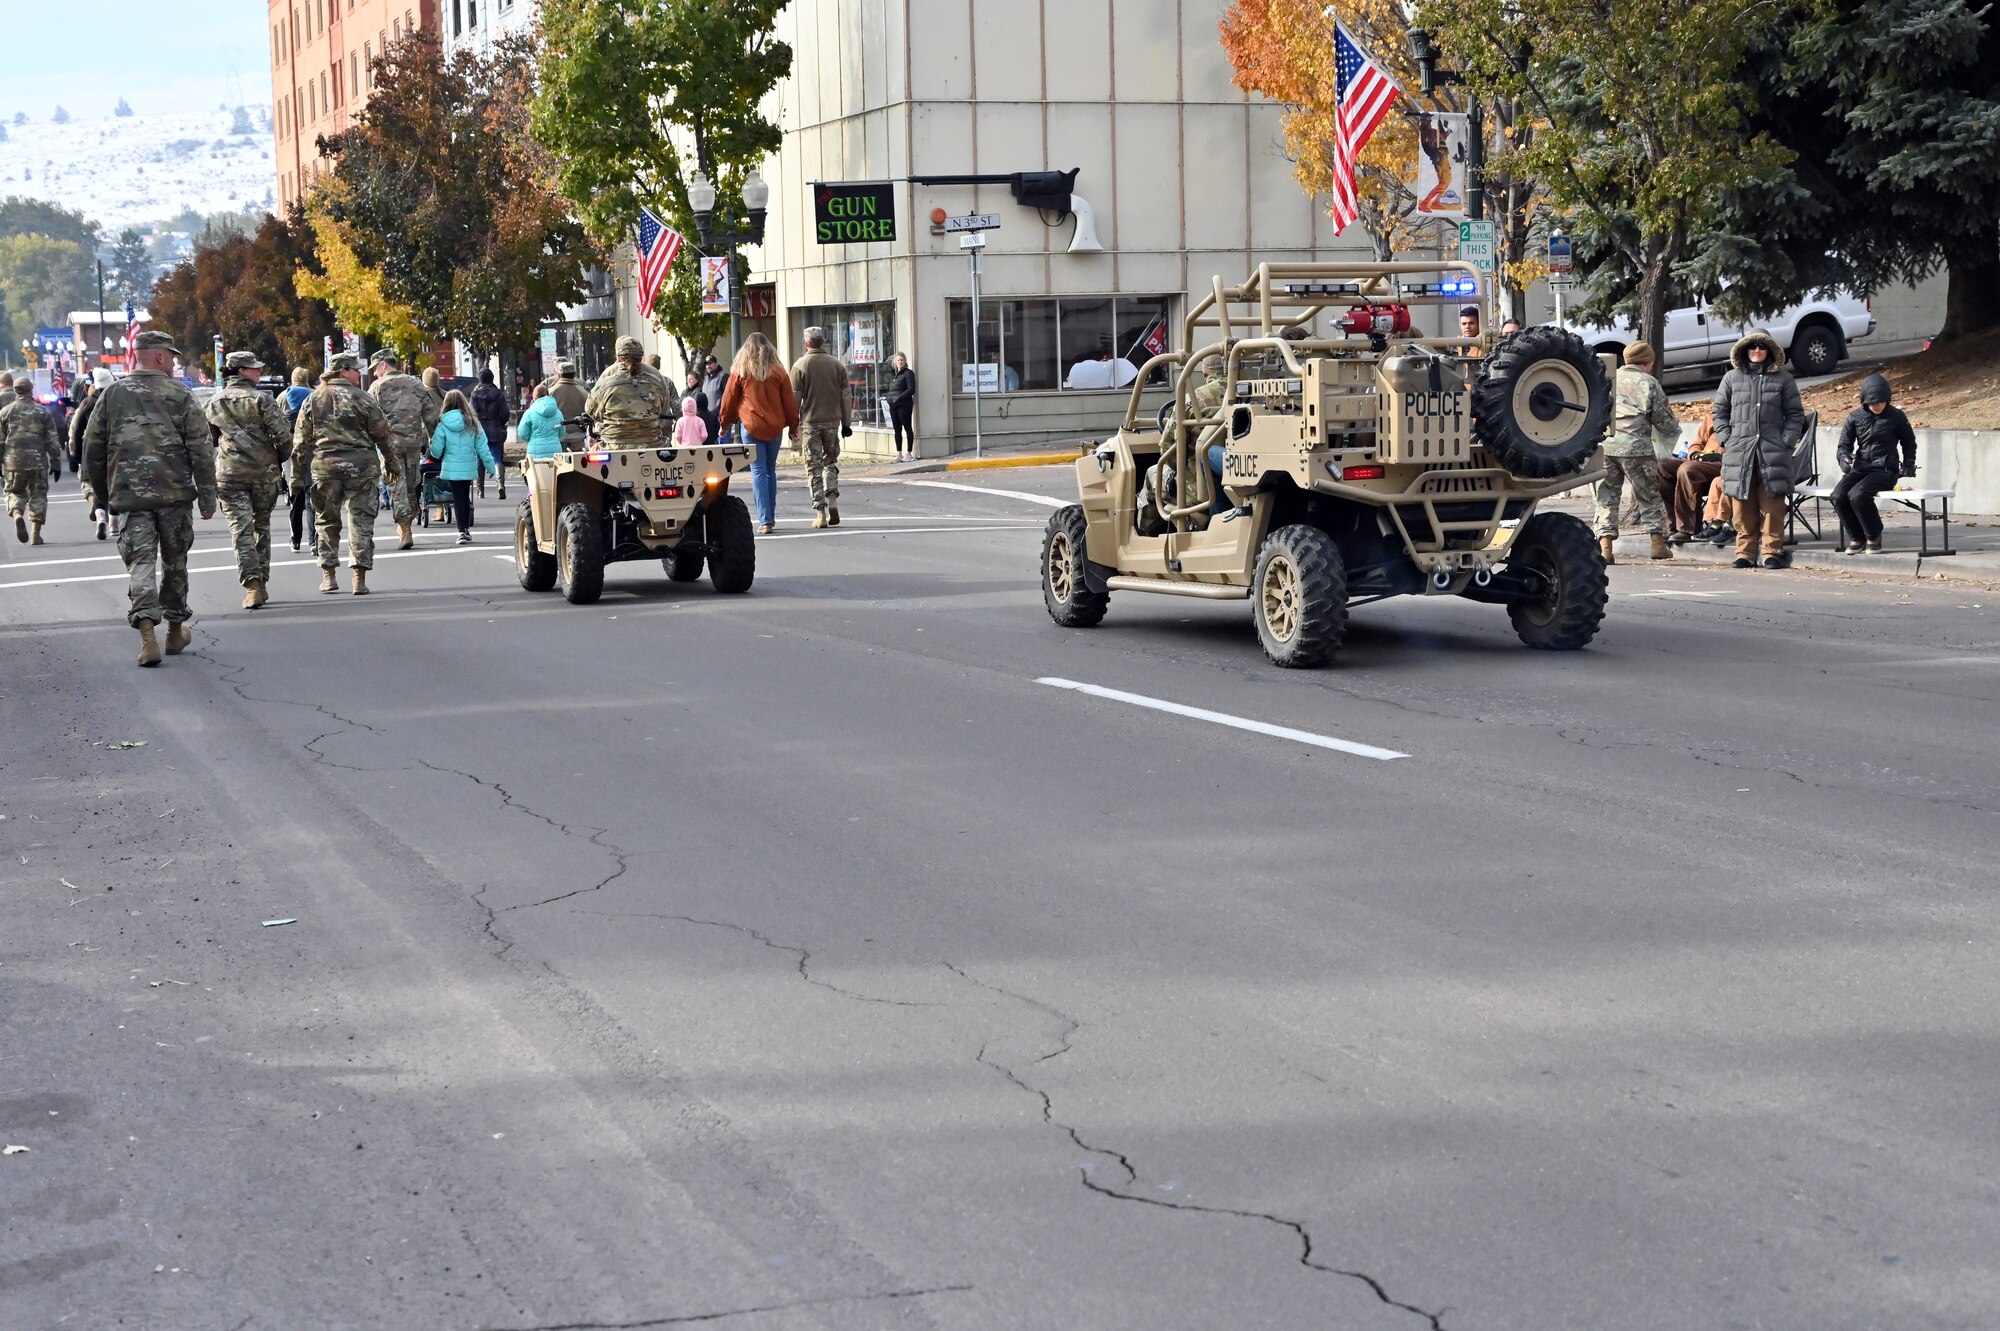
[124,298,141,370]
[1329,20,1400,235]
[635,206,685,320]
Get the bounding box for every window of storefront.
[788,302,897,427]
[948,294,1173,394]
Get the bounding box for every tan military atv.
[1040,260,1613,667]
[515,420,756,604]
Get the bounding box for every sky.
[5,0,271,120]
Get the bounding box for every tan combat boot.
[28,519,44,545]
[135,622,163,668]
[812,510,827,529]
[826,503,840,527]
[11,514,24,542]
[1649,534,1674,560]
[1599,536,1617,566]
[319,568,340,594]
[397,519,414,550]
[352,568,369,596]
[164,622,192,655]
[242,579,265,610]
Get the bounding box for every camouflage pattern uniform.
[2,383,62,530]
[81,357,216,628]
[789,346,850,518]
[295,366,398,570]
[582,357,671,449]
[206,360,294,586]
[1595,362,1678,538]
[370,367,440,523]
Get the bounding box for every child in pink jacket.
[673,397,709,448]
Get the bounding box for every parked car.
[1570,289,1874,379]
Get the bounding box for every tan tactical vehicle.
[1040,260,1613,667]
[515,422,756,604]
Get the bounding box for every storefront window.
[949,295,1175,393]
[789,302,897,426]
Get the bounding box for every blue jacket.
[283,384,312,420]
[428,409,493,481]
[517,396,566,459]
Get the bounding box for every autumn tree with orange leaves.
[1221,0,1549,319]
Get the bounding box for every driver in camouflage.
[583,336,672,448]
[1594,342,1678,564]
[206,351,294,609]
[81,330,217,666]
[368,350,440,549]
[2,374,62,545]
[295,352,400,595]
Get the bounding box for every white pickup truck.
[1570,291,1874,379]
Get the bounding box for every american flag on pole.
[124,298,141,370]
[1328,20,1400,235]
[635,206,685,320]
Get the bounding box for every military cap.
[133,329,182,355]
[11,377,30,395]
[225,350,265,372]
[328,352,363,372]
[557,359,579,375]
[369,348,402,366]
[614,336,644,359]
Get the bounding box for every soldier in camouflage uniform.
[541,361,591,450]
[295,352,400,595]
[80,331,217,666]
[2,375,62,545]
[1595,342,1678,564]
[206,351,294,609]
[582,336,672,450]
[368,350,440,549]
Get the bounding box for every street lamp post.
[1406,28,1484,221]
[687,168,771,361]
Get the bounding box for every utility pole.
[965,233,985,460]
[96,261,107,372]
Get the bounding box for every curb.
[942,452,1084,472]
[1608,536,2000,587]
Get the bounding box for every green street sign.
[1458,219,1497,275]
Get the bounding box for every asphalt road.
[4,466,1996,1331]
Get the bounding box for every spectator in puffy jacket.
[1831,373,1917,555]
[517,383,567,460]
[428,390,494,544]
[1713,330,1804,570]
[469,369,511,498]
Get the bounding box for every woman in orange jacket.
[717,333,800,534]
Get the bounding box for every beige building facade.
[618,0,1367,458]
[268,0,438,212]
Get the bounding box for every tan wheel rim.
[557,525,571,582]
[1047,530,1075,603]
[516,518,530,570]
[1262,554,1300,643]
[1510,359,1590,448]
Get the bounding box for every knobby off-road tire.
[1041,505,1109,627]
[705,493,756,594]
[1473,325,1612,479]
[665,543,705,582]
[556,500,605,604]
[516,499,557,592]
[1506,511,1608,650]
[1252,524,1346,668]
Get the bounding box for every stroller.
[419,453,452,528]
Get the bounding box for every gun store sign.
[814,182,896,244]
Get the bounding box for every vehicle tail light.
[1342,464,1387,480]
[704,474,722,486]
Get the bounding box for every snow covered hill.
[0,106,276,234]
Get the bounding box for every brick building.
[267,0,438,211]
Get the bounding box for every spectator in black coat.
[1831,373,1917,555]
[469,369,512,500]
[885,352,916,459]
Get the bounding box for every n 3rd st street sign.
[814,182,896,244]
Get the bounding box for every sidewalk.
[1542,490,2000,585]
[836,438,1092,479]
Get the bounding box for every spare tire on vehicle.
[1472,326,1612,478]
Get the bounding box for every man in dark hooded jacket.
[1712,330,1805,569]
[1830,373,1917,554]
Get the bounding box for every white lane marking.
[1624,590,1741,598]
[0,544,492,591]
[848,478,1065,508]
[0,548,230,569]
[1036,677,1408,761]
[761,524,1038,541]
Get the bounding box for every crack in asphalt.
[942,961,1449,1330]
[192,648,397,772]
[579,909,941,1007]
[476,1283,975,1331]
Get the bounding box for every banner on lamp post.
[1414,113,1468,220]
[700,257,732,315]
